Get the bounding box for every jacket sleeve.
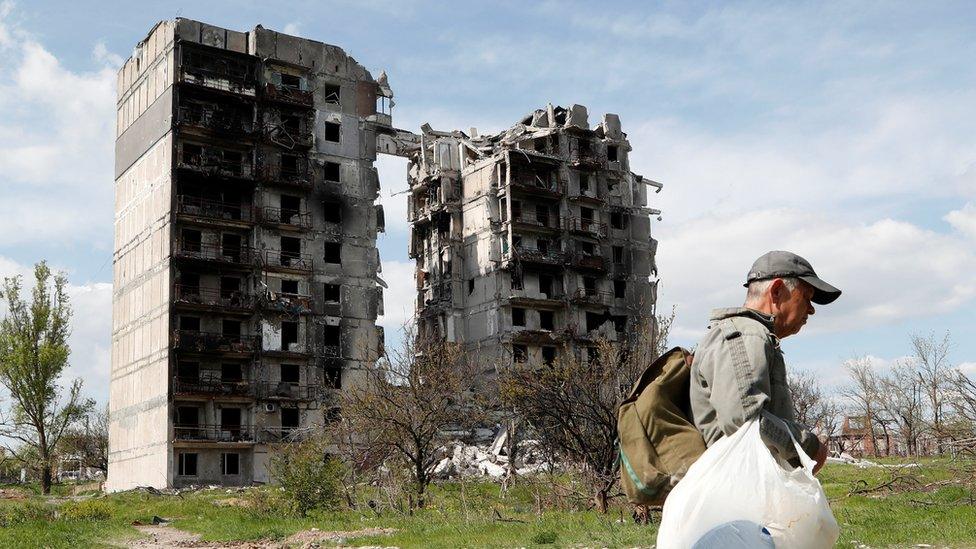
[706,321,822,463]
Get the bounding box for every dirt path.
[122,524,396,548]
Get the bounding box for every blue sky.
[0,0,974,405]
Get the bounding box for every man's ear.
[769,278,787,303]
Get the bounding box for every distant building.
[108,19,391,490]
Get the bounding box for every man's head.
[742,251,841,339]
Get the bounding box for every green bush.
[269,436,346,516]
[531,530,558,544]
[0,500,54,526]
[59,499,112,521]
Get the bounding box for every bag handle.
[760,411,816,473]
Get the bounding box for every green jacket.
[689,307,821,462]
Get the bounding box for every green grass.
[3,459,976,548]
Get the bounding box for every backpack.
[617,346,707,506]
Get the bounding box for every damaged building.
[108,19,391,490]
[404,105,662,373]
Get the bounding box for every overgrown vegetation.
[265,434,345,516]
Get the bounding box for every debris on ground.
[125,524,396,548]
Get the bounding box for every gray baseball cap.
[744,251,842,305]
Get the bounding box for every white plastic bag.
[656,418,839,549]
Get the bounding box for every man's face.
[772,280,815,338]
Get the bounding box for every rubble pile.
[432,429,553,480]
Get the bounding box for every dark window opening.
[178,453,198,476]
[181,229,202,253]
[607,145,619,162]
[513,235,523,250]
[221,233,242,261]
[468,279,475,295]
[324,283,341,302]
[581,207,594,222]
[181,273,200,293]
[279,73,301,90]
[323,201,342,224]
[324,161,341,182]
[539,275,553,297]
[325,121,341,142]
[221,362,242,382]
[587,346,599,365]
[583,277,597,294]
[281,279,299,296]
[585,312,605,332]
[221,407,242,429]
[280,194,301,222]
[612,315,627,333]
[512,307,526,327]
[281,407,300,429]
[535,204,549,226]
[580,173,591,192]
[611,212,625,230]
[612,246,624,263]
[324,360,342,389]
[220,276,240,299]
[513,344,527,363]
[281,236,301,265]
[280,363,300,384]
[614,279,626,299]
[221,452,240,475]
[222,319,241,337]
[542,346,556,365]
[178,361,199,380]
[280,154,299,178]
[281,320,299,349]
[324,325,341,346]
[540,310,554,331]
[324,242,341,264]
[323,83,340,103]
[324,406,341,424]
[537,239,549,254]
[579,241,595,255]
[180,316,200,332]
[511,199,521,220]
[183,143,203,164]
[281,114,301,134]
[499,198,507,222]
[176,406,199,426]
[511,270,524,290]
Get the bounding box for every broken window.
[181,273,200,294]
[279,73,301,90]
[281,408,300,430]
[221,362,243,382]
[612,246,624,264]
[511,200,522,221]
[176,406,199,426]
[583,277,597,294]
[280,154,300,178]
[535,205,549,226]
[585,312,605,332]
[324,242,341,264]
[323,161,341,182]
[222,319,241,337]
[513,235,523,250]
[512,344,528,363]
[180,316,200,332]
[614,279,626,299]
[222,233,243,262]
[323,201,342,223]
[325,121,341,143]
[280,363,300,384]
[182,143,203,165]
[181,229,202,253]
[542,346,556,365]
[540,310,554,331]
[178,453,198,476]
[612,315,627,333]
[539,274,553,297]
[537,239,550,254]
[512,307,526,327]
[323,283,341,302]
[221,452,240,476]
[611,212,625,230]
[587,346,599,365]
[281,279,299,296]
[280,195,301,223]
[607,145,619,162]
[280,236,301,266]
[221,408,242,434]
[468,279,475,295]
[220,276,240,299]
[511,270,523,291]
[580,173,592,192]
[579,241,595,255]
[281,113,301,134]
[323,325,341,346]
[323,83,340,103]
[178,361,199,381]
[499,198,507,222]
[281,320,299,349]
[324,359,342,388]
[581,207,594,222]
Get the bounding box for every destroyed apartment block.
[108,19,392,491]
[401,104,662,375]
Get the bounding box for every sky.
[0,0,973,407]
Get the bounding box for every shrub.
[270,435,345,516]
[531,530,557,544]
[59,499,112,521]
[0,500,54,526]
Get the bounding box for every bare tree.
[878,359,926,457]
[787,369,824,428]
[339,326,482,509]
[57,406,109,474]
[911,332,954,447]
[0,262,92,494]
[840,356,882,457]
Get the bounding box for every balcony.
[173,241,258,269]
[177,144,254,180]
[509,174,564,199]
[262,82,314,108]
[172,376,254,397]
[174,423,255,443]
[257,206,312,230]
[174,285,255,313]
[258,157,313,190]
[175,196,254,226]
[172,330,259,354]
[570,287,613,305]
[570,254,607,272]
[508,289,566,307]
[263,112,314,149]
[260,292,313,315]
[261,250,313,274]
[179,47,257,97]
[511,212,561,234]
[256,382,322,401]
[565,217,608,238]
[176,102,255,137]
[513,247,567,267]
[569,149,606,168]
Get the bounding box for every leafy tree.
[0,262,92,494]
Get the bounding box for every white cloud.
[657,208,976,341]
[959,362,976,378]
[945,202,976,240]
[282,22,302,37]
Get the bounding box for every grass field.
[3,458,976,548]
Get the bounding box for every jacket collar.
[709,307,776,333]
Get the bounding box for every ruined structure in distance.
[108,19,661,490]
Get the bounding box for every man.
[689,250,841,473]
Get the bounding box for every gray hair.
[745,277,800,304]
